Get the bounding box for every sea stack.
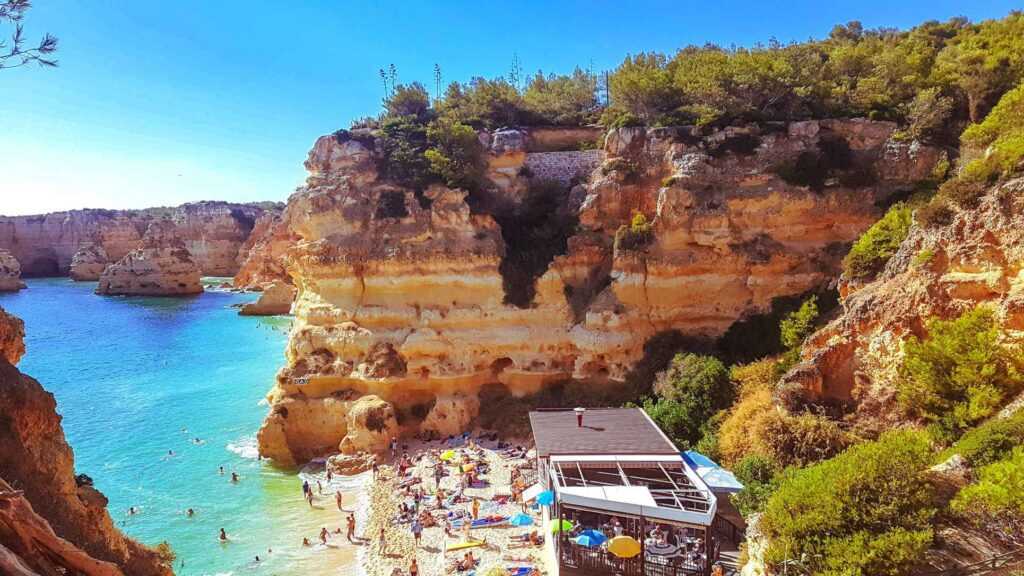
[239,280,296,316]
[69,241,110,281]
[96,220,203,296]
[0,249,26,292]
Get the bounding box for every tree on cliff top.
[1,0,58,70]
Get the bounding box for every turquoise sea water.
[0,278,366,576]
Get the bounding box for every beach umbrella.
[462,463,476,473]
[608,535,642,558]
[549,518,573,533]
[535,490,554,505]
[509,513,534,527]
[440,450,456,461]
[574,529,607,547]
[483,565,506,576]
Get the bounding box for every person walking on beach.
[319,527,328,545]
[434,462,443,489]
[378,527,387,555]
[372,462,379,480]
[390,437,398,459]
[335,490,343,511]
[302,479,310,497]
[409,558,419,576]
[346,514,356,543]
[306,490,314,507]
[317,480,323,495]
[326,469,333,483]
[411,518,423,547]
[471,498,479,520]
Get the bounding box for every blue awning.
[681,450,744,494]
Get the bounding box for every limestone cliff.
[783,177,1024,430]
[0,308,173,576]
[239,280,296,315]
[0,249,26,292]
[257,121,942,466]
[0,201,279,279]
[96,221,203,296]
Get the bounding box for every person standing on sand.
[434,462,443,489]
[411,518,423,547]
[302,479,310,497]
[335,490,343,511]
[326,469,333,483]
[346,514,356,543]
[306,490,314,507]
[317,480,323,495]
[409,558,419,576]
[319,527,328,545]
[372,462,379,480]
[471,498,479,520]
[378,527,387,555]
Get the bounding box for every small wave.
[226,435,259,460]
[256,398,269,407]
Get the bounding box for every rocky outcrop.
[257,121,942,466]
[0,308,172,575]
[239,280,296,315]
[96,221,203,296]
[69,242,110,281]
[233,212,296,289]
[0,202,279,278]
[782,178,1024,429]
[0,249,25,292]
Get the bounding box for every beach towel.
[445,539,485,552]
[451,515,508,529]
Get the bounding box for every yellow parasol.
[461,463,476,473]
[607,535,642,558]
[440,450,456,461]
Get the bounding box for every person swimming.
[186,508,194,517]
[231,472,239,483]
[302,537,311,547]
[128,506,137,515]
[219,528,228,542]
[218,466,224,475]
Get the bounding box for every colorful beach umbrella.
[535,490,554,505]
[608,535,642,558]
[549,518,573,533]
[461,463,476,472]
[509,513,534,527]
[573,529,607,547]
[440,450,456,461]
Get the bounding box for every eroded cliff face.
[783,178,1024,431]
[0,201,279,280]
[96,220,203,296]
[257,120,942,466]
[0,308,173,576]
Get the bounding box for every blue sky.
[1,1,1019,215]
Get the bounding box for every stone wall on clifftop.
[256,121,944,467]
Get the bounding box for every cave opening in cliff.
[492,180,578,308]
[22,255,60,278]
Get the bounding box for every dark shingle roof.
[528,408,679,458]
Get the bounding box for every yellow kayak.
[446,540,485,552]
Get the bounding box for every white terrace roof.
[548,454,716,526]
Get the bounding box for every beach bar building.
[528,407,739,576]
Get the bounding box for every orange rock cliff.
[254,121,944,466]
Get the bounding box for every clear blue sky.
[1,1,1019,215]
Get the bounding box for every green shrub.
[437,77,524,129]
[938,178,987,209]
[899,307,1024,438]
[376,115,434,190]
[912,248,935,268]
[613,212,654,252]
[779,295,819,350]
[941,410,1024,467]
[644,353,734,448]
[842,204,912,280]
[424,117,485,191]
[522,68,599,126]
[760,430,936,576]
[383,82,432,120]
[905,87,956,143]
[730,454,782,517]
[951,446,1024,532]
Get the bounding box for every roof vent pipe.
[575,407,586,427]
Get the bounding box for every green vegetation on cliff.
[760,430,936,576]
[842,204,912,280]
[899,307,1024,441]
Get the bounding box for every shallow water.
[1,278,366,576]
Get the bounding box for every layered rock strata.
[96,221,203,296]
[0,201,279,278]
[0,249,25,292]
[0,308,172,575]
[258,121,943,466]
[783,178,1024,429]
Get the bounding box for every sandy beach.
[359,433,548,576]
